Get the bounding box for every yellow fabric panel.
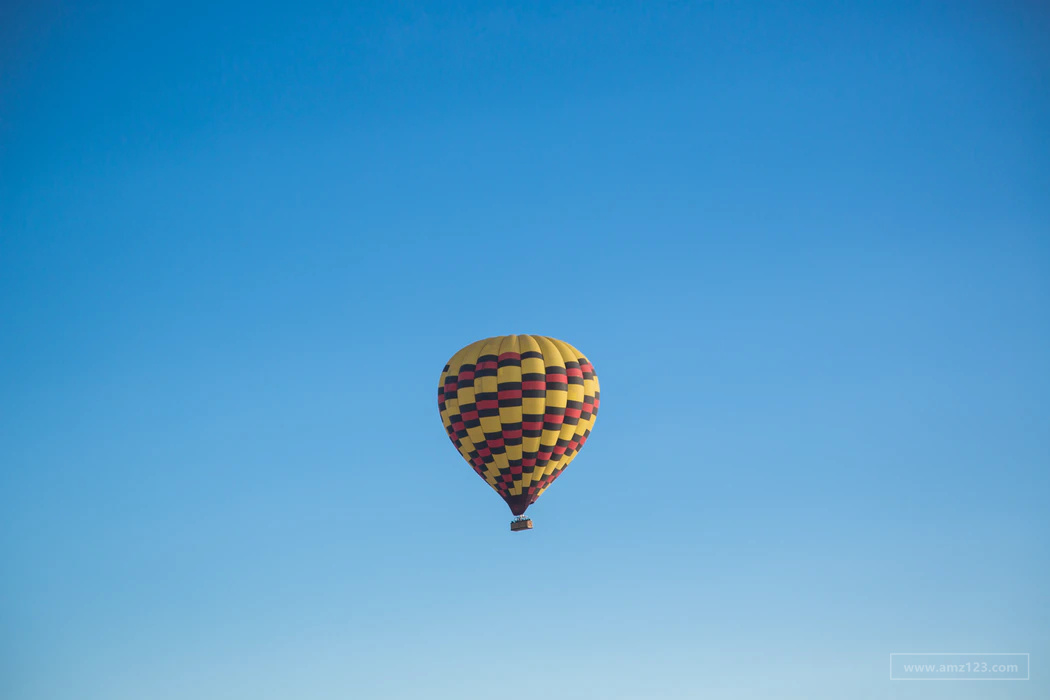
[458,356,502,487]
[497,335,524,496]
[474,336,509,475]
[551,338,585,463]
[461,340,503,488]
[532,336,568,484]
[439,340,479,463]
[440,338,495,486]
[561,337,599,439]
[580,355,599,438]
[517,334,546,492]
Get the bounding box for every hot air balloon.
[437,335,600,531]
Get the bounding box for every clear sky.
[1,1,1048,699]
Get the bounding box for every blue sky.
[1,1,1048,698]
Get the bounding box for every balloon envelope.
[437,335,600,515]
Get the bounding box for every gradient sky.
[2,2,1048,699]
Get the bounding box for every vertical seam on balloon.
[474,336,510,499]
[533,335,567,501]
[518,334,546,498]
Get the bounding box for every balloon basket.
[510,517,533,532]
